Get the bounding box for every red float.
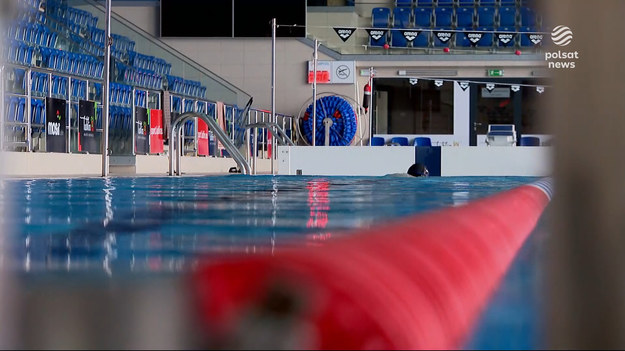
[193,180,552,350]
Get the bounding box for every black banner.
[525,33,543,46]
[366,29,387,41]
[78,100,99,154]
[496,32,516,47]
[434,30,453,44]
[135,106,149,154]
[465,31,484,46]
[45,97,66,153]
[333,27,356,42]
[401,30,421,43]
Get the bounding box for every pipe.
[101,0,111,176]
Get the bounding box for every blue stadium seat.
[520,26,541,47]
[455,7,474,28]
[414,7,432,28]
[371,7,391,47]
[456,27,472,47]
[437,0,454,7]
[520,136,540,146]
[413,137,432,146]
[390,136,409,146]
[413,30,431,47]
[476,27,494,47]
[476,6,496,27]
[392,7,412,47]
[498,6,517,27]
[371,136,386,146]
[434,7,453,28]
[520,7,536,27]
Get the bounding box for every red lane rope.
[193,180,552,350]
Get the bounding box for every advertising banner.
[149,109,164,154]
[197,118,209,156]
[45,97,67,153]
[135,107,149,154]
[78,100,99,154]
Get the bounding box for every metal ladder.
[169,111,251,176]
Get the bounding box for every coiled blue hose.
[301,95,357,146]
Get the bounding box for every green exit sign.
[487,69,504,77]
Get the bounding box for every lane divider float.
[193,178,553,349]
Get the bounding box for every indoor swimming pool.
[0,175,547,349]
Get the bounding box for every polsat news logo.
[545,25,578,69]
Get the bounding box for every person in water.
[407,163,429,177]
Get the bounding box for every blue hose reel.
[301,95,357,146]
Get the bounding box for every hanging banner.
[366,29,387,42]
[465,31,484,46]
[434,30,453,44]
[458,81,470,91]
[402,30,421,43]
[135,106,149,154]
[78,100,99,154]
[333,27,356,42]
[525,32,543,46]
[267,130,273,159]
[216,101,226,156]
[496,32,516,47]
[45,97,67,153]
[149,109,164,154]
[197,118,209,156]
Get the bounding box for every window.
[374,78,454,135]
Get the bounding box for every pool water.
[0,175,546,349]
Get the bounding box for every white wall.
[278,145,415,176]
[441,146,553,176]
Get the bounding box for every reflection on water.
[2,175,537,274]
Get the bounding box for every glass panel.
[374,78,453,135]
[521,81,550,134]
[475,85,513,134]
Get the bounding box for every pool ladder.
[169,111,251,175]
[244,121,295,175]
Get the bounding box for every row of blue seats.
[371,135,540,146]
[371,136,433,146]
[373,6,538,31]
[4,96,47,128]
[396,0,523,7]
[109,106,133,133]
[375,25,540,48]
[88,27,135,57]
[135,90,147,108]
[7,20,58,48]
[167,76,207,99]
[171,96,195,113]
[121,66,164,91]
[110,82,133,106]
[5,96,27,124]
[5,40,35,66]
[183,120,195,137]
[130,52,172,76]
[66,7,98,29]
[41,48,104,79]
